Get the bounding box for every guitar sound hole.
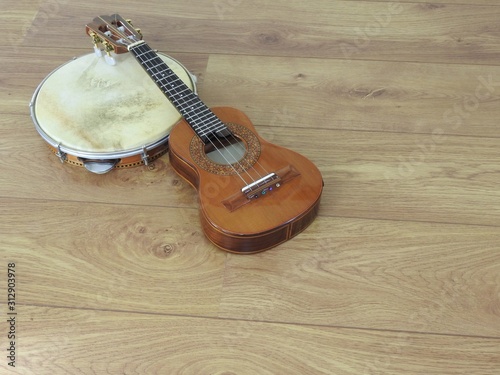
[205,135,246,165]
[190,122,260,175]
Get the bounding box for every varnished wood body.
[169,107,323,253]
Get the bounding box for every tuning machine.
[89,31,116,65]
[89,31,103,57]
[126,19,142,38]
[102,40,116,65]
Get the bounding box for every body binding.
[169,107,323,254]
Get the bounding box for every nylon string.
[100,18,272,187]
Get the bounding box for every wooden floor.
[1,0,500,373]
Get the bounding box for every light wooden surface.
[1,0,500,374]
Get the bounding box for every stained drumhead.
[32,52,195,154]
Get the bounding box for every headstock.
[86,14,143,64]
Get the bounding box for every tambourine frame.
[30,52,197,173]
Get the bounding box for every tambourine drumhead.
[31,52,195,160]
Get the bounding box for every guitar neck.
[128,42,227,143]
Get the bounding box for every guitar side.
[168,107,323,253]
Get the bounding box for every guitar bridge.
[242,173,281,200]
[222,165,301,212]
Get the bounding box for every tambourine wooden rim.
[30,52,197,173]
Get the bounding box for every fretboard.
[129,42,227,143]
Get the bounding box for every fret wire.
[146,69,200,109]
[194,120,224,136]
[151,71,176,80]
[130,42,262,185]
[130,43,229,139]
[190,111,217,125]
[196,117,223,133]
[141,56,160,64]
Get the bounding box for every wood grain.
[1,198,225,315]
[1,0,500,373]
[219,216,500,338]
[200,54,500,137]
[0,306,499,375]
[2,126,499,227]
[12,1,500,65]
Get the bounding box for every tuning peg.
[125,19,142,38]
[89,32,104,56]
[93,46,103,57]
[102,41,116,65]
[104,54,116,66]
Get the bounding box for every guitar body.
[169,107,323,253]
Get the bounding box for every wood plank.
[366,0,500,5]
[1,0,43,52]
[1,198,226,315]
[200,54,500,137]
[2,124,499,227]
[219,216,500,338]
[0,306,498,374]
[13,1,500,65]
[320,129,500,226]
